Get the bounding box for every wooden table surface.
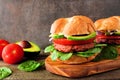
[0,51,120,80]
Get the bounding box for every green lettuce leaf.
[50,50,73,61]
[0,67,12,80]
[93,46,118,61]
[59,53,73,61]
[50,50,59,61]
[18,60,43,72]
[95,44,107,47]
[76,47,102,57]
[44,45,54,53]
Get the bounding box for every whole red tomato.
[2,44,24,64]
[0,39,9,59]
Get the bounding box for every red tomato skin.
[53,38,95,45]
[0,39,9,59]
[2,44,24,64]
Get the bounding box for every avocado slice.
[67,32,96,40]
[50,32,96,41]
[114,32,120,35]
[105,32,120,35]
[16,41,40,58]
[50,34,64,39]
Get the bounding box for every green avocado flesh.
[114,32,120,35]
[51,32,96,40]
[23,42,40,52]
[105,32,120,35]
[67,32,96,40]
[16,42,40,58]
[50,34,64,39]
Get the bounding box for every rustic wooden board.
[45,56,120,78]
[0,53,120,80]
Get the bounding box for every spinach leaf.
[50,50,59,61]
[95,44,107,47]
[0,67,12,80]
[50,50,73,61]
[59,53,73,61]
[76,47,102,57]
[18,60,43,72]
[93,46,118,61]
[44,45,54,53]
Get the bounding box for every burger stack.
[44,15,120,78]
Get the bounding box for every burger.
[94,16,120,55]
[95,16,120,45]
[44,15,120,78]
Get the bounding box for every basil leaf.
[59,53,73,61]
[44,45,54,53]
[18,60,41,72]
[0,67,12,80]
[93,46,118,61]
[76,47,102,57]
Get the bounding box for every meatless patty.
[96,38,120,44]
[53,42,95,53]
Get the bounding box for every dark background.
[0,0,120,49]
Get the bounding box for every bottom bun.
[45,56,120,78]
[56,54,97,64]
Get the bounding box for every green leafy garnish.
[93,46,118,61]
[18,60,44,72]
[44,45,102,61]
[0,67,12,80]
[44,45,54,53]
[95,44,107,47]
[59,53,73,60]
[76,47,102,57]
[50,50,73,61]
[50,50,59,61]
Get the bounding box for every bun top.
[94,16,120,32]
[50,15,95,36]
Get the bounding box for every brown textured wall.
[0,0,120,49]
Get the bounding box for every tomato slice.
[96,35,120,39]
[53,38,95,45]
